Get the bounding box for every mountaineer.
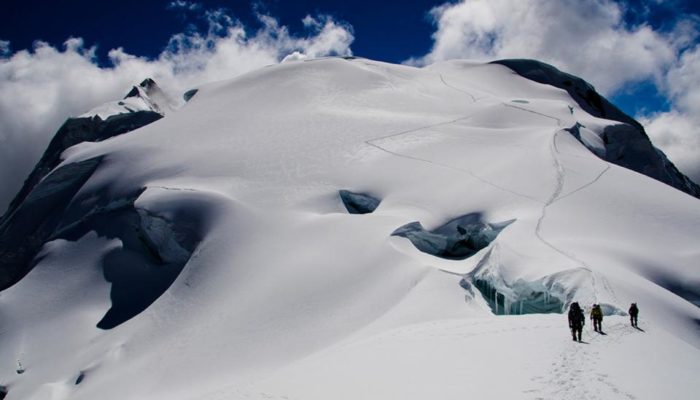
[590,303,603,332]
[568,302,585,342]
[629,303,639,327]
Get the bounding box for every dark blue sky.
[2,0,699,116]
[2,0,442,64]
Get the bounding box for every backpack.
[629,304,638,316]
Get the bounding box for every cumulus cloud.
[167,1,201,12]
[0,40,9,56]
[0,10,353,213]
[410,0,700,183]
[641,44,700,183]
[409,0,682,94]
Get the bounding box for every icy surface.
[339,190,380,214]
[183,89,199,103]
[392,213,513,260]
[1,58,699,399]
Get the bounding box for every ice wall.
[392,213,513,260]
[463,245,628,317]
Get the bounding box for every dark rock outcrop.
[0,79,198,330]
[339,190,381,214]
[493,59,700,198]
[2,111,161,223]
[0,157,103,290]
[183,89,199,102]
[392,213,514,260]
[54,186,203,329]
[0,154,203,327]
[0,79,165,291]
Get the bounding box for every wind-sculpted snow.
[339,190,380,214]
[494,59,700,198]
[1,57,700,400]
[0,78,202,328]
[0,80,166,289]
[392,214,513,260]
[0,154,202,328]
[57,188,205,329]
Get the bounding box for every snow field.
[1,57,699,399]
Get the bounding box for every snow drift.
[1,57,699,400]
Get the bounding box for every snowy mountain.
[0,78,175,292]
[1,57,699,400]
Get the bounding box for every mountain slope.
[492,58,700,198]
[0,57,699,400]
[0,79,174,291]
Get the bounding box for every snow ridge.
[1,57,699,400]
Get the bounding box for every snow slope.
[80,78,179,120]
[1,57,699,399]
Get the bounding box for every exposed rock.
[2,111,162,225]
[339,190,381,214]
[493,59,700,198]
[392,213,513,260]
[0,79,202,328]
[183,89,199,102]
[0,157,103,290]
[492,59,640,128]
[56,195,202,329]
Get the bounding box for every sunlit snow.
[1,57,699,400]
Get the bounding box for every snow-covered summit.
[80,78,178,120]
[1,57,699,400]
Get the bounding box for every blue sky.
[2,0,440,66]
[0,0,699,211]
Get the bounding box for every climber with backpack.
[590,303,603,333]
[568,302,585,342]
[629,303,639,327]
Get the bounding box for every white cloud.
[0,11,353,213]
[167,1,201,12]
[640,111,700,183]
[0,40,9,56]
[410,0,681,94]
[641,44,700,183]
[410,0,700,183]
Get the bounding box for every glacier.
[0,57,699,400]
